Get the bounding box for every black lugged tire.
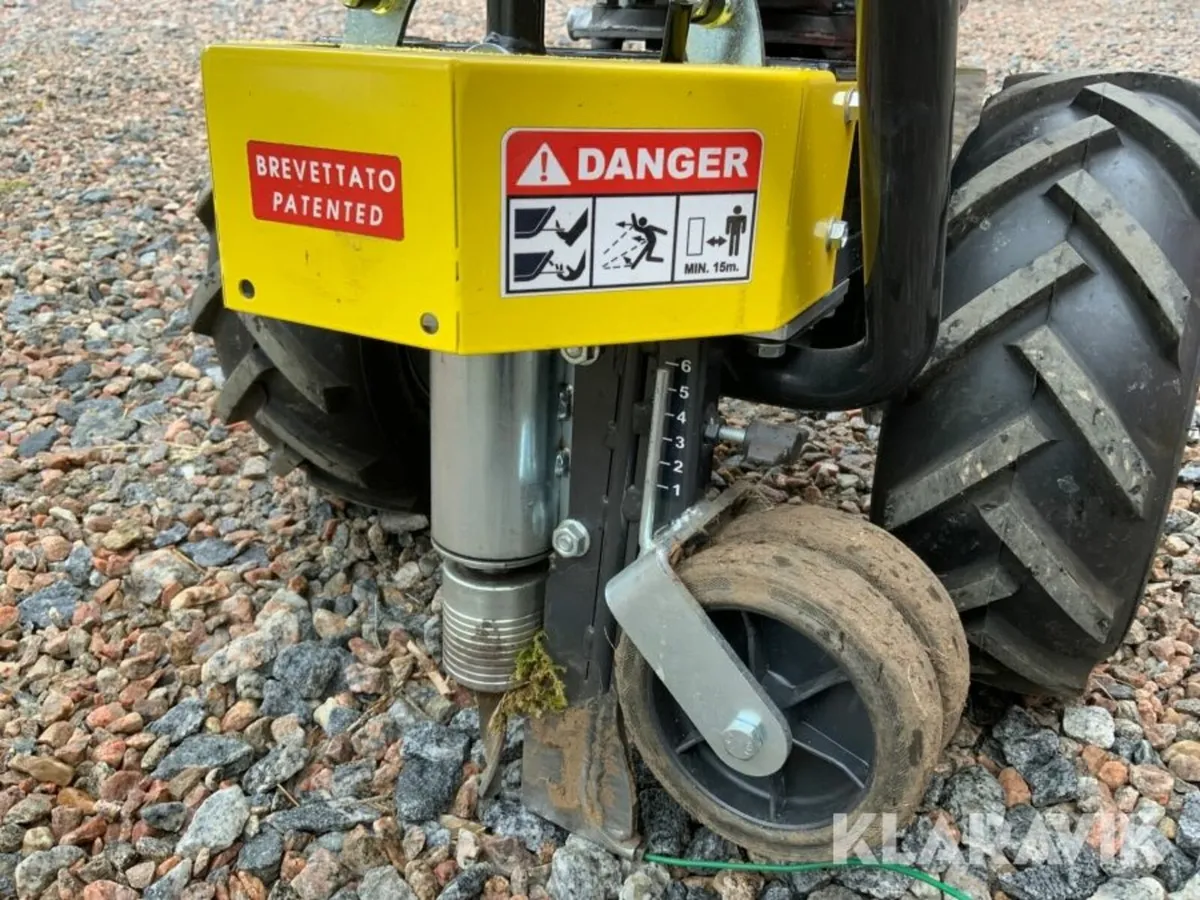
[871,72,1200,696]
[190,190,430,511]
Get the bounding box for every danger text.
[577,146,750,183]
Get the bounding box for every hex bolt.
[748,339,787,359]
[561,346,601,366]
[721,711,765,761]
[840,88,860,124]
[824,219,850,251]
[552,519,591,558]
[705,420,747,444]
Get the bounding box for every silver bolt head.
[552,519,590,558]
[824,219,850,251]
[749,339,787,359]
[842,88,860,124]
[721,712,765,760]
[561,346,600,366]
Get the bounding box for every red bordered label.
[247,140,404,241]
[502,129,763,295]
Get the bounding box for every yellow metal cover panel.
[201,44,856,355]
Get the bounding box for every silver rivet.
[420,313,439,334]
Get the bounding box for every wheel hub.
[647,606,876,830]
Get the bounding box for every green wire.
[641,853,975,900]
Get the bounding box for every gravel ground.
[3,1,1200,900]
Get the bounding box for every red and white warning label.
[247,141,404,241]
[502,129,762,295]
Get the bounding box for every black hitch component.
[486,0,545,53]
[519,342,722,849]
[539,341,721,703]
[723,0,960,411]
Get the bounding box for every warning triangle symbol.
[516,143,572,187]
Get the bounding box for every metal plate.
[520,692,640,856]
[606,484,792,777]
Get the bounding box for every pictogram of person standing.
[725,205,747,257]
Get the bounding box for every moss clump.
[491,632,568,732]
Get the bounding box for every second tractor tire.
[871,71,1200,695]
[190,190,431,512]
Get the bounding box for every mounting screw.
[823,219,850,251]
[561,346,601,366]
[718,424,747,444]
[420,312,439,335]
[557,386,574,421]
[554,449,571,477]
[838,88,860,124]
[552,519,590,558]
[747,339,786,359]
[722,711,765,761]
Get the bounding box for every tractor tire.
[190,189,430,511]
[871,71,1200,696]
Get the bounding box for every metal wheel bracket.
[343,0,416,47]
[684,0,764,67]
[606,482,792,778]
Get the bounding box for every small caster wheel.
[720,503,969,746]
[614,540,945,860]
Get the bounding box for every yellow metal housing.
[201,43,856,354]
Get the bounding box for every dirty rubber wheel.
[614,541,944,860]
[189,189,431,511]
[719,503,969,746]
[871,72,1200,695]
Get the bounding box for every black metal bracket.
[722,0,960,411]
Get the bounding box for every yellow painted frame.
[201,43,856,354]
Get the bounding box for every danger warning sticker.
[247,141,404,241]
[502,129,762,295]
